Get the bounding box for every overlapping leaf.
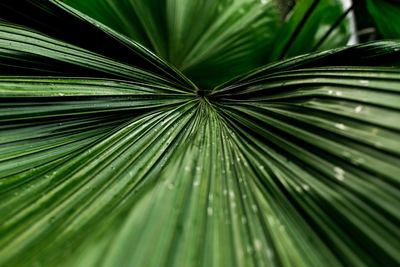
[267,0,351,61]
[0,0,195,90]
[61,0,355,89]
[63,0,282,88]
[367,0,400,39]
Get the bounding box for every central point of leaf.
[196,90,209,98]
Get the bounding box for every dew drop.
[335,123,347,130]
[354,105,363,113]
[246,245,253,254]
[207,207,213,216]
[167,183,175,190]
[251,204,258,213]
[254,239,262,251]
[267,216,274,225]
[351,157,365,165]
[334,166,345,181]
[335,91,343,96]
[266,248,274,259]
[371,128,379,135]
[302,184,310,191]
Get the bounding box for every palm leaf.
[267,0,351,61]
[367,0,400,39]
[0,1,399,267]
[61,0,354,88]
[0,0,195,90]
[63,0,282,88]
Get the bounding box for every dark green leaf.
[0,2,399,267]
[1,42,400,266]
[0,0,195,90]
[268,0,351,61]
[367,0,400,39]
[63,0,282,89]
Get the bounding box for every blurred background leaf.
[366,0,400,39]
[63,0,355,89]
[268,0,351,61]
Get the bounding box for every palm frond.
[64,0,282,88]
[367,0,400,39]
[268,0,351,61]
[0,0,195,89]
[0,1,399,267]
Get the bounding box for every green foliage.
[268,0,350,61]
[64,0,282,89]
[367,0,400,39]
[0,1,399,267]
[63,0,351,88]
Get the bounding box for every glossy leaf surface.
[0,1,399,267]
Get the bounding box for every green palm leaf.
[268,0,351,61]
[63,0,282,89]
[367,0,400,39]
[0,1,399,267]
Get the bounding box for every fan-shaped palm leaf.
[0,1,399,267]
